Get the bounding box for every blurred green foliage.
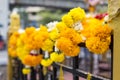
[38,9,66,25]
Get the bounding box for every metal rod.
[73,56,79,80]
[53,63,109,80]
[110,35,113,80]
[39,65,44,80]
[30,67,36,80]
[53,66,57,80]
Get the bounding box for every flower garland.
[56,37,80,57]
[55,7,84,57]
[8,7,113,75]
[8,32,20,57]
[85,24,112,54]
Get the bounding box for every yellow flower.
[41,39,54,52]
[22,54,43,67]
[8,32,20,57]
[22,68,31,75]
[41,58,53,67]
[25,27,35,35]
[62,14,74,27]
[20,26,49,50]
[92,24,112,38]
[56,53,65,62]
[81,17,101,38]
[50,52,58,61]
[86,37,110,54]
[50,52,65,62]
[68,7,86,22]
[16,46,29,60]
[56,37,80,56]
[60,28,82,44]
[39,25,48,31]
[56,22,68,32]
[8,47,17,57]
[49,28,59,41]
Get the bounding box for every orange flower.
[59,28,82,44]
[56,37,80,56]
[22,54,43,67]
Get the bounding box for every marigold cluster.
[85,24,112,54]
[56,37,80,56]
[22,54,43,67]
[8,32,20,57]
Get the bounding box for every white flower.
[46,21,58,32]
[18,28,24,33]
[25,65,30,68]
[73,21,83,31]
[30,50,38,54]
[104,15,109,22]
[45,51,49,58]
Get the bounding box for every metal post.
[73,56,79,80]
[39,65,44,80]
[39,49,44,80]
[90,53,94,73]
[30,67,36,80]
[53,66,57,80]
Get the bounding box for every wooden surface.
[108,0,120,80]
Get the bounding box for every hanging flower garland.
[8,32,20,57]
[50,52,65,63]
[62,7,85,32]
[85,24,112,54]
[8,7,113,76]
[55,7,85,57]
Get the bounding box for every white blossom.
[46,21,58,32]
[73,21,83,31]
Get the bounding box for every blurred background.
[0,0,110,80]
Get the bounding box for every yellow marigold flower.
[17,46,29,60]
[92,24,112,38]
[25,27,35,35]
[21,26,49,50]
[22,54,43,67]
[22,68,31,75]
[81,17,101,38]
[41,58,53,67]
[50,52,65,62]
[56,22,68,32]
[49,28,59,41]
[8,47,17,57]
[62,14,74,27]
[60,28,82,44]
[68,7,86,22]
[56,37,80,56]
[8,32,20,57]
[86,37,110,54]
[50,52,58,61]
[56,52,65,62]
[9,32,20,46]
[40,25,48,31]
[41,39,54,52]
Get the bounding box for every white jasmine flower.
[104,15,109,22]
[18,28,24,33]
[73,21,83,31]
[30,50,38,54]
[46,21,58,32]
[45,51,49,58]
